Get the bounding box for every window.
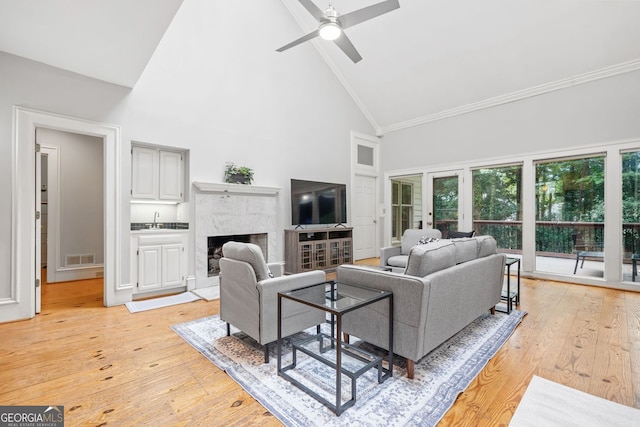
[622,151,640,281]
[392,180,413,241]
[472,165,522,251]
[534,156,605,277]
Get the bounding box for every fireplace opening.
[207,233,268,277]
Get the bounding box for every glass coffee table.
[277,281,393,415]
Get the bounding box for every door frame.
[5,107,125,322]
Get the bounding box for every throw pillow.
[418,236,440,245]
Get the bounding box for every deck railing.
[434,220,640,261]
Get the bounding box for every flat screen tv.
[291,179,347,226]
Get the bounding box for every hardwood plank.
[1,265,639,426]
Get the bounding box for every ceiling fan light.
[319,22,341,41]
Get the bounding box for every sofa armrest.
[266,262,284,278]
[380,245,401,267]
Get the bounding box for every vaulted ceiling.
[1,0,639,135]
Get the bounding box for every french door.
[427,171,464,237]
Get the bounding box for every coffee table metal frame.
[277,281,393,415]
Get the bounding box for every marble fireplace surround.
[194,182,281,290]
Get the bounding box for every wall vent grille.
[65,253,96,267]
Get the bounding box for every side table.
[498,257,520,314]
[277,281,393,416]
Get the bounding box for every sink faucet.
[153,211,160,228]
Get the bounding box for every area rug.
[125,292,200,313]
[172,309,526,426]
[510,375,640,427]
[191,287,219,301]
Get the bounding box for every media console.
[284,227,353,274]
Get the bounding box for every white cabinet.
[131,145,183,201]
[159,151,183,201]
[132,232,187,293]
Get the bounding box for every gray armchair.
[219,241,326,362]
[380,228,442,272]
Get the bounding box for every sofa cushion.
[476,235,498,258]
[387,255,409,268]
[452,238,478,264]
[222,241,271,281]
[404,240,456,277]
[401,229,442,255]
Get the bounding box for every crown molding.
[381,58,640,135]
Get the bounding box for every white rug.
[125,292,200,313]
[172,310,526,426]
[510,375,640,427]
[191,287,219,301]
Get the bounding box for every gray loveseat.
[380,228,442,272]
[337,236,506,378]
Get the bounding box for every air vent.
[65,253,96,267]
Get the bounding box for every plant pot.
[226,173,251,185]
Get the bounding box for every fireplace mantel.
[193,181,281,196]
[194,181,281,291]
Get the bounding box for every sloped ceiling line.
[381,57,640,135]
[279,0,382,135]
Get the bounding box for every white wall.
[379,70,640,173]
[0,0,374,314]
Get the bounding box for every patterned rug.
[172,310,526,426]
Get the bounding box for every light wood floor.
[1,262,639,426]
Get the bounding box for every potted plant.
[224,162,254,185]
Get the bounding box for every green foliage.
[224,162,254,185]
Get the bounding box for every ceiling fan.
[277,0,400,63]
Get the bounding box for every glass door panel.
[428,172,462,237]
[622,151,640,282]
[472,165,522,253]
[534,156,605,278]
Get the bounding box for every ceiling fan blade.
[297,0,326,21]
[333,33,362,63]
[276,29,320,52]
[339,0,400,29]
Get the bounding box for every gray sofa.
[380,228,442,273]
[337,236,506,378]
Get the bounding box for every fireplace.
[207,233,268,277]
[194,182,281,290]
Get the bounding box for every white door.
[353,174,377,260]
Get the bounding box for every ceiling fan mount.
[277,0,400,63]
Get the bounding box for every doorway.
[37,130,105,309]
[4,107,122,323]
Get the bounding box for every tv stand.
[285,227,353,274]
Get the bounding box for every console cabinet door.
[138,245,162,291]
[162,243,184,287]
[131,146,158,200]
